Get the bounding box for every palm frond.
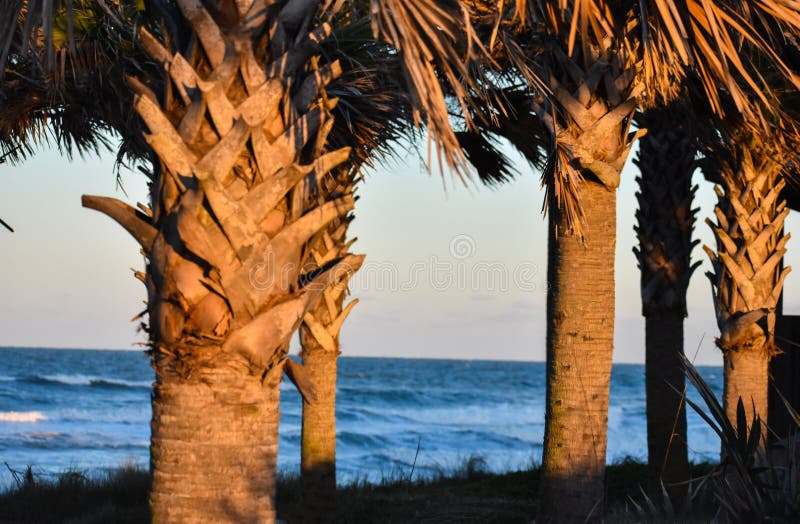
[322,16,415,172]
[370,0,495,175]
[0,0,156,165]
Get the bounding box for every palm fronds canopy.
[0,0,486,177]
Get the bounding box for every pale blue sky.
[2,141,798,365]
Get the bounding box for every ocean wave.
[0,431,149,451]
[21,374,151,390]
[0,411,47,422]
[338,431,390,449]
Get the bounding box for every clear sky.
[2,139,798,365]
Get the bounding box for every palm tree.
[1,1,477,520]
[454,2,800,521]
[633,101,700,503]
[295,25,412,519]
[86,3,365,517]
[702,123,795,448]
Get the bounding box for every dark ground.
[0,461,716,523]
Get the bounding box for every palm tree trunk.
[633,106,697,503]
[299,342,339,520]
[535,54,643,523]
[645,313,689,499]
[705,136,790,449]
[723,349,770,433]
[539,180,617,523]
[299,192,359,522]
[82,1,361,520]
[150,356,281,521]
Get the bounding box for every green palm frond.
[453,85,550,186]
[322,16,415,171]
[0,0,157,166]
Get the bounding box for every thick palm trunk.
[150,356,281,521]
[298,175,358,522]
[723,349,770,432]
[633,106,697,503]
[705,137,790,449]
[536,56,642,523]
[82,1,360,521]
[539,181,617,523]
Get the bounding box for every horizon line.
[0,345,722,367]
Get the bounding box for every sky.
[1,140,798,365]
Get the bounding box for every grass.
[0,464,149,524]
[0,460,717,523]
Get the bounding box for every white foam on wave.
[41,374,94,385]
[0,411,47,422]
[39,374,150,388]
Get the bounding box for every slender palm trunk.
[83,1,360,520]
[299,341,339,520]
[298,167,359,522]
[633,107,697,503]
[539,180,617,523]
[644,314,689,498]
[536,55,642,523]
[705,137,790,448]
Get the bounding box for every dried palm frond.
[500,0,800,124]
[453,84,550,186]
[1,1,490,181]
[321,16,414,172]
[0,2,421,181]
[369,0,496,175]
[463,0,800,233]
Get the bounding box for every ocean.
[0,347,723,488]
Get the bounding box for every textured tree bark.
[294,162,360,522]
[633,106,697,504]
[299,345,338,522]
[705,136,790,451]
[723,349,770,439]
[539,180,617,524]
[150,353,281,523]
[645,313,689,500]
[82,1,363,521]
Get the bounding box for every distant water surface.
[0,347,723,488]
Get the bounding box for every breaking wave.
[0,411,47,422]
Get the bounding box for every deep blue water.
[0,347,723,488]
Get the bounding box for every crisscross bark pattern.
[539,52,643,524]
[705,138,791,444]
[633,105,699,503]
[82,1,363,521]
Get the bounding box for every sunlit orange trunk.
[150,355,281,521]
[539,180,616,523]
[535,51,641,523]
[299,343,339,521]
[83,1,362,520]
[705,136,790,451]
